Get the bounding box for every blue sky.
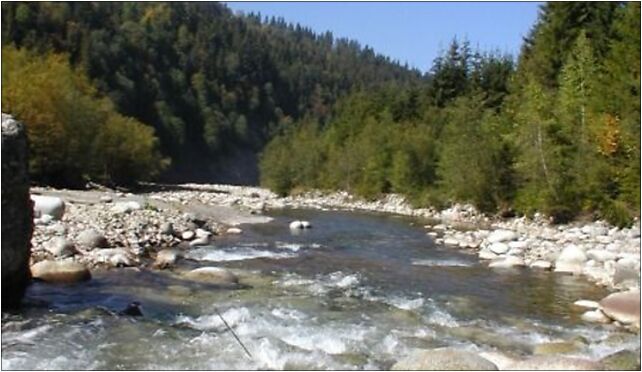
[225,2,542,72]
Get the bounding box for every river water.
[2,209,639,369]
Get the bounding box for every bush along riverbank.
[28,183,640,332]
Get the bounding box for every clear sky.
[225,2,542,73]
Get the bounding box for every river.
[2,208,639,369]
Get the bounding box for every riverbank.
[138,183,640,291]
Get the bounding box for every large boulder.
[31,195,65,220]
[391,348,498,370]
[599,290,640,326]
[30,260,91,283]
[506,355,603,370]
[1,114,33,308]
[554,245,587,274]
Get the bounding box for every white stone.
[189,236,210,246]
[195,228,212,238]
[487,229,518,243]
[226,227,243,234]
[289,220,303,229]
[573,300,600,309]
[489,242,509,255]
[508,240,528,249]
[530,260,552,270]
[181,231,195,240]
[554,244,587,274]
[31,195,65,220]
[586,249,617,262]
[444,238,460,246]
[581,309,611,323]
[489,256,525,268]
[478,249,497,260]
[289,220,311,229]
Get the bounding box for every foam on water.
[185,246,295,262]
[274,271,362,296]
[412,258,473,267]
[275,242,303,251]
[175,307,251,331]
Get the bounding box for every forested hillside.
[1,2,639,225]
[260,2,640,226]
[1,2,421,183]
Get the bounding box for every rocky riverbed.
[28,183,640,332]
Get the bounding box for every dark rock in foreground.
[1,113,33,309]
[2,114,33,309]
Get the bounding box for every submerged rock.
[183,267,239,285]
[600,348,641,370]
[30,260,91,283]
[119,301,143,317]
[533,341,581,355]
[506,355,603,370]
[391,348,498,370]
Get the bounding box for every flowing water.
[2,209,639,369]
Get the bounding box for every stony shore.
[28,183,640,330]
